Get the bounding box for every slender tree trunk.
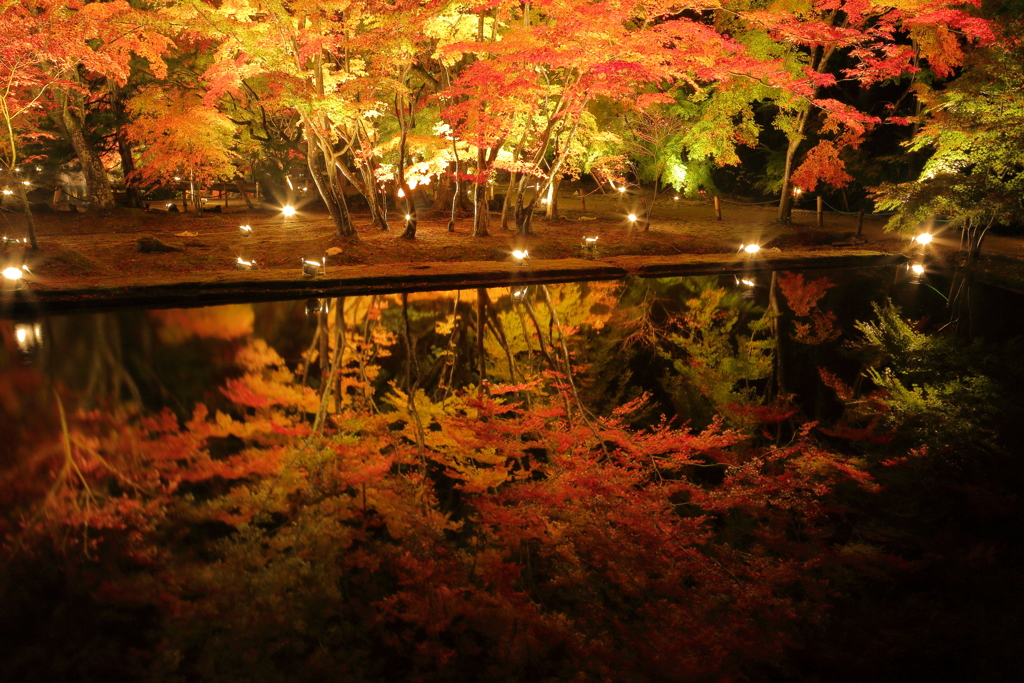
[306,134,356,237]
[777,124,806,224]
[643,168,661,232]
[472,148,490,237]
[55,98,117,211]
[15,181,38,251]
[396,98,418,239]
[477,288,486,382]
[110,83,142,209]
[544,175,562,219]
[235,181,254,209]
[189,169,202,217]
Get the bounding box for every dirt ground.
[1,187,913,293]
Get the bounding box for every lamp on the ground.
[235,257,256,271]
[302,255,326,276]
[239,224,253,237]
[511,249,530,267]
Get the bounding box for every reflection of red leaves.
[779,272,835,316]
[794,311,840,344]
[819,368,853,401]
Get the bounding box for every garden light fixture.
[282,205,297,217]
[742,243,761,255]
[915,233,933,245]
[235,257,256,271]
[302,255,326,276]
[511,249,530,267]
[239,224,253,237]
[911,263,925,275]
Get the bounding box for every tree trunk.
[307,135,356,237]
[189,170,202,217]
[776,117,807,224]
[500,171,518,230]
[472,148,490,237]
[110,83,143,209]
[16,181,39,251]
[544,175,562,219]
[56,99,117,211]
[235,181,254,209]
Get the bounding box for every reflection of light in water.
[305,299,329,315]
[512,288,528,300]
[741,278,756,287]
[14,323,41,353]
[911,263,925,275]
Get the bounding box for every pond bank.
[8,250,907,314]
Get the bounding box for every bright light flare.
[281,205,297,217]
[14,323,41,352]
[911,263,925,275]
[673,196,679,201]
[512,249,529,260]
[3,267,23,281]
[915,233,933,245]
[627,214,637,222]
[743,243,761,254]
[405,214,411,221]
[617,187,626,194]
[741,278,756,287]
[397,188,405,198]
[2,190,12,195]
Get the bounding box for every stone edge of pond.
[6,250,907,316]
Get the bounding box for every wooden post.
[857,209,864,238]
[816,196,823,228]
[713,195,722,221]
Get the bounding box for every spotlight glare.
[743,243,761,254]
[915,233,933,245]
[627,213,637,222]
[911,263,925,275]
[3,266,23,281]
[282,205,297,217]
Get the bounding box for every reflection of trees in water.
[6,271,1024,682]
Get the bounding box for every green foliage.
[873,29,1024,234]
[853,301,1000,456]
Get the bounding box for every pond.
[2,265,1023,683]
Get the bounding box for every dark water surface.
[2,266,1024,683]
